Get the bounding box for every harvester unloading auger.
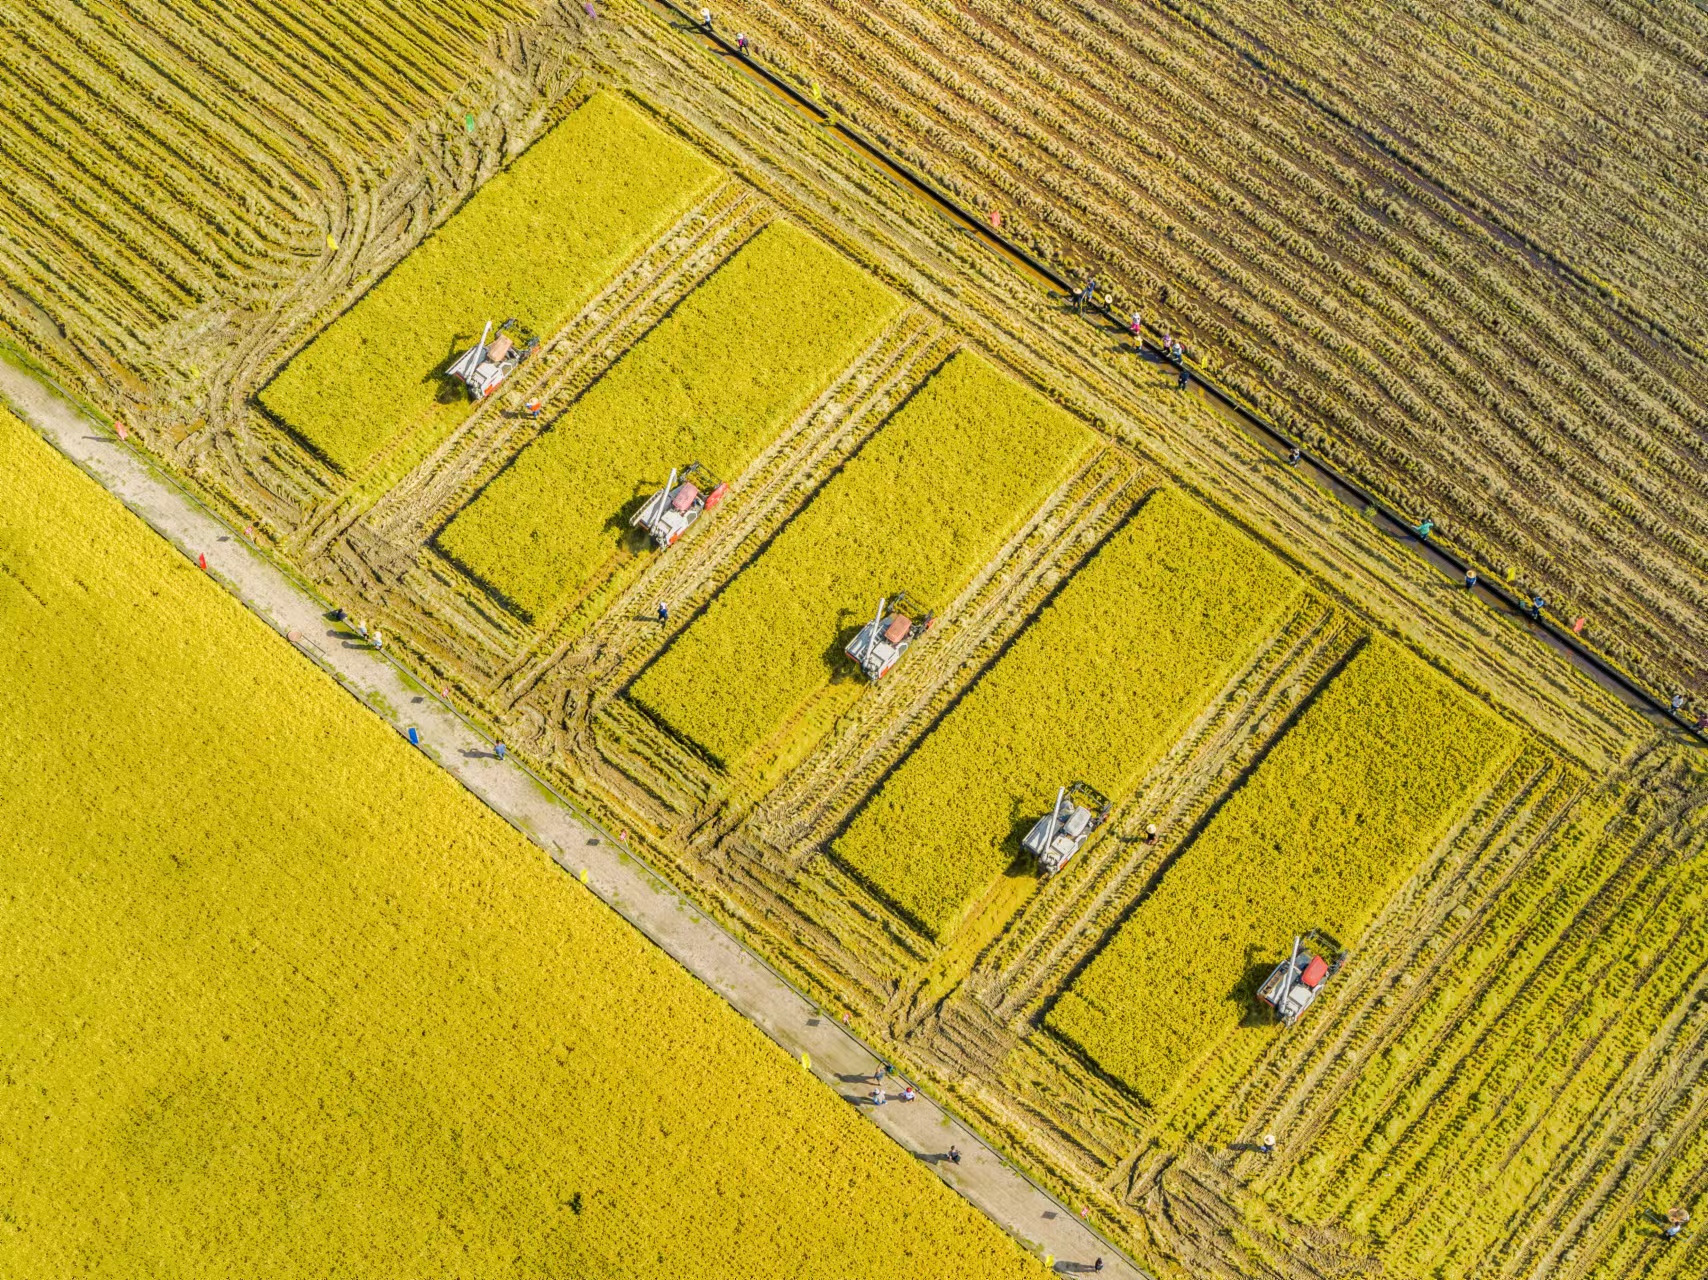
[1257,931,1346,1027]
[845,592,934,681]
[1021,782,1111,875]
[631,463,728,549]
[446,318,539,400]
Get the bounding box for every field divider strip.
[635,0,1704,747]
[0,349,1153,1280]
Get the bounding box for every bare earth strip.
[0,356,1151,1279]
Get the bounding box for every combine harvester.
[631,463,728,549]
[446,318,538,399]
[1257,933,1344,1027]
[1022,782,1112,876]
[845,593,934,681]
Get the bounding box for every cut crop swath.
[629,350,1094,768]
[260,92,719,475]
[437,219,901,621]
[1048,639,1518,1106]
[833,487,1302,939]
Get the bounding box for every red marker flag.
[197,552,207,570]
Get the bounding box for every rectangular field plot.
[0,405,1043,1279]
[628,351,1093,768]
[437,220,901,620]
[259,92,718,474]
[832,487,1302,939]
[1048,639,1518,1106]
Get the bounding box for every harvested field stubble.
[1049,640,1517,1106]
[834,487,1302,938]
[0,0,523,401]
[0,405,1045,1279]
[714,0,1708,696]
[260,93,719,474]
[629,350,1092,767]
[438,220,901,620]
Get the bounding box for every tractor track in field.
[32,4,1703,1278]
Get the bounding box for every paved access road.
[0,357,1143,1279]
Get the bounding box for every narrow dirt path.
[0,353,1149,1279]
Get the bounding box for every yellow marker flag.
[326,232,338,251]
[800,1052,811,1071]
[579,868,589,885]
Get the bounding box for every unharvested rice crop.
[259,92,719,474]
[438,220,901,620]
[1048,640,1517,1105]
[629,351,1092,767]
[834,488,1301,938]
[0,406,1043,1279]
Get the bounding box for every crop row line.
[647,0,1706,743]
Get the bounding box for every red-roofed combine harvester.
[845,592,935,682]
[1257,932,1345,1027]
[631,463,728,550]
[446,318,539,400]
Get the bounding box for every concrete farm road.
[0,356,1147,1280]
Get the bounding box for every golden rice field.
[3,4,1707,1280]
[0,404,1044,1278]
[717,0,1708,703]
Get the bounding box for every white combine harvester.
[446,318,538,400]
[630,463,728,549]
[845,592,934,681]
[1257,933,1342,1027]
[1021,782,1112,875]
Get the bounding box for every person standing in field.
[495,741,507,761]
[1261,1133,1276,1156]
[1288,445,1302,466]
[948,1145,962,1164]
[1129,311,1143,350]
[657,600,669,626]
[699,6,712,31]
[1076,277,1098,314]
[1465,568,1479,590]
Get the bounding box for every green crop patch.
[436,220,901,621]
[833,488,1303,939]
[259,93,718,475]
[629,351,1094,769]
[0,404,1046,1278]
[1048,640,1518,1106]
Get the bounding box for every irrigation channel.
[648,0,1705,748]
[0,350,1153,1280]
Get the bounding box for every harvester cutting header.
[447,318,538,400]
[631,463,728,549]
[845,592,934,681]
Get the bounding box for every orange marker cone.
[197,552,207,571]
